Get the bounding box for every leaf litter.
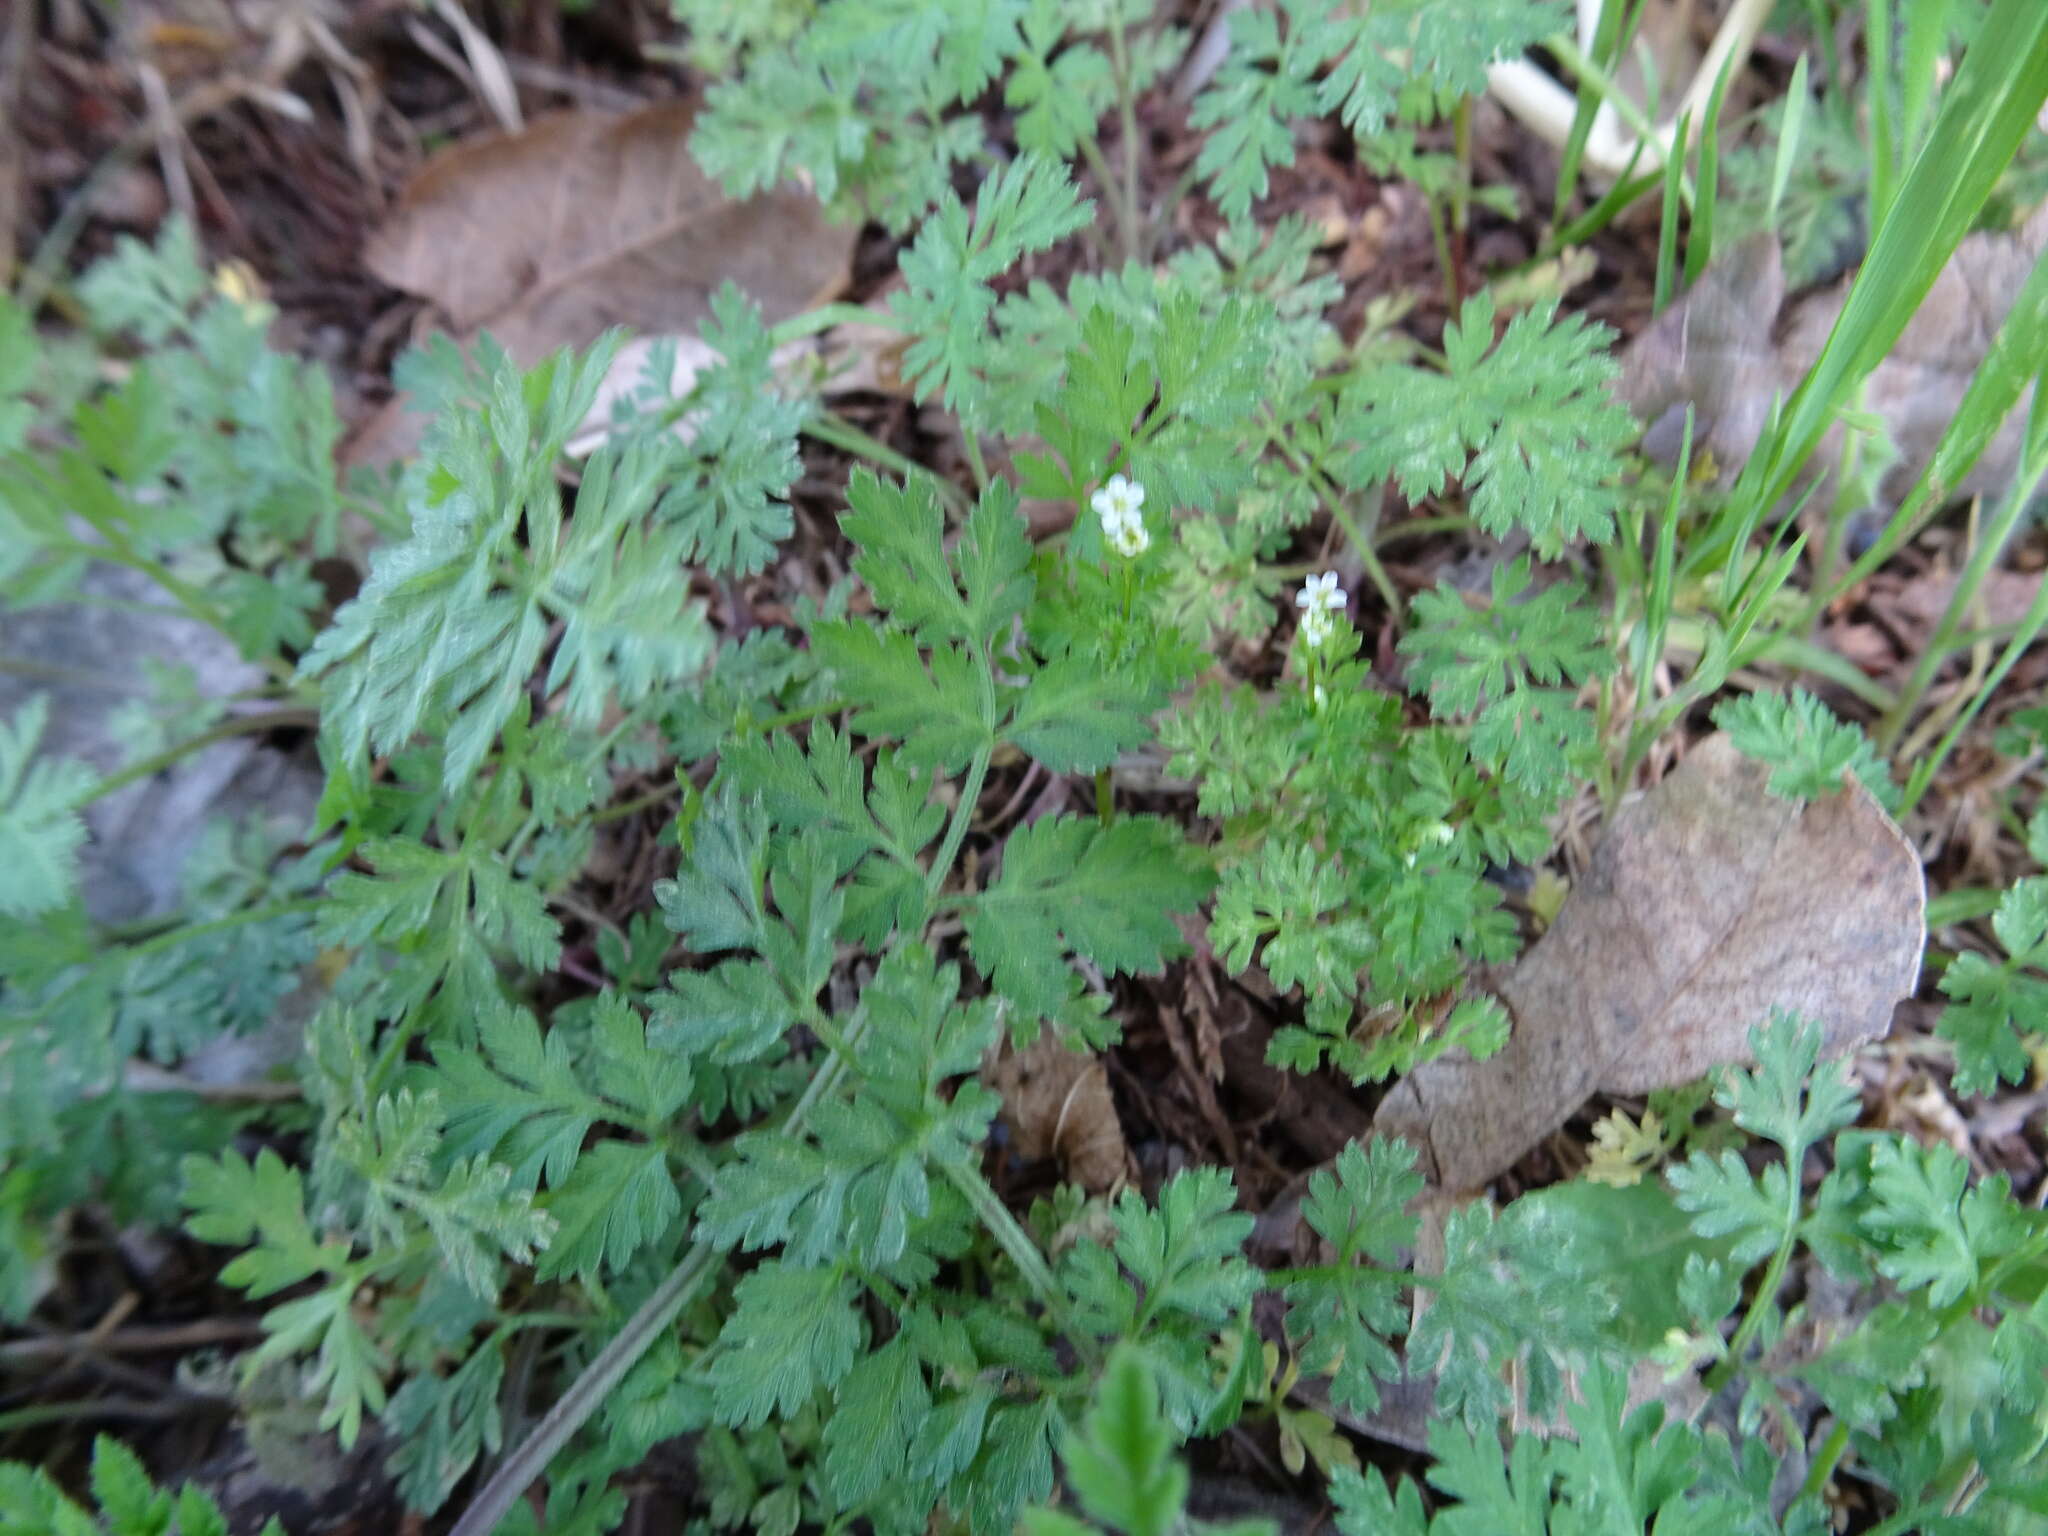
[1619,201,2048,512]
[1374,732,1927,1193]
[365,99,854,362]
[984,1032,1133,1194]
[349,98,858,466]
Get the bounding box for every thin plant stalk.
[1106,0,1144,269]
[1879,486,2035,751]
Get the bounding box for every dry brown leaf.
[1373,733,1925,1192]
[364,100,854,364]
[1891,567,2043,630]
[984,1035,1131,1194]
[1620,204,2048,509]
[1824,566,2042,680]
[1618,230,1784,474]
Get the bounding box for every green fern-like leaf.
[1341,293,1633,555]
[0,695,95,920]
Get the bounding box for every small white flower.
[1108,516,1151,559]
[1296,571,1346,616]
[1294,571,1347,648]
[1091,474,1145,528]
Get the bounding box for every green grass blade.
[1867,0,1898,228]
[1901,0,1955,155]
[1824,237,2048,603]
[1654,109,1692,312]
[1745,0,2048,521]
[1546,162,1658,251]
[1553,0,1642,215]
[1684,54,1736,285]
[1768,53,1811,225]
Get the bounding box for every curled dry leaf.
[347,99,856,468]
[365,99,854,364]
[984,1034,1132,1195]
[1374,733,1926,1193]
[1619,203,2048,510]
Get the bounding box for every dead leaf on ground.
[984,1034,1132,1194]
[366,99,853,362]
[1620,203,2048,511]
[1826,566,2043,679]
[348,99,857,468]
[1889,566,2043,630]
[1373,733,1926,1192]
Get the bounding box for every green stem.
[46,899,325,1051]
[60,494,296,689]
[113,898,323,964]
[1076,134,1136,270]
[1594,672,1618,815]
[941,1158,1101,1368]
[1545,34,1698,210]
[1106,2,1144,268]
[1798,1419,1852,1502]
[927,638,998,904]
[928,746,991,905]
[1423,193,1459,313]
[79,708,319,807]
[960,424,991,493]
[806,412,969,517]
[1451,96,1473,236]
[754,697,851,734]
[767,303,907,345]
[1861,1503,1952,1536]
[1263,409,1400,616]
[0,1398,215,1434]
[1879,454,2046,749]
[1702,1156,1803,1393]
[1374,513,1472,546]
[586,784,678,828]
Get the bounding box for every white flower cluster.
[1091,474,1150,558]
[1295,570,1346,646]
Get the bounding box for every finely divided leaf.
[709,1261,863,1428]
[965,815,1211,1021]
[0,696,96,920]
[1938,877,2048,1098]
[1005,652,1157,774]
[1714,689,1899,810]
[536,1139,682,1283]
[811,622,992,773]
[181,1147,341,1296]
[892,155,1092,414]
[842,471,1033,647]
[822,1336,932,1506]
[1344,294,1632,555]
[1286,1139,1423,1414]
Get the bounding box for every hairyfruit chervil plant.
[3,0,2048,1533]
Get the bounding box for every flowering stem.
[960,424,991,492]
[1262,409,1400,617]
[1106,2,1143,268]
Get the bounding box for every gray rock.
[0,562,322,924]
